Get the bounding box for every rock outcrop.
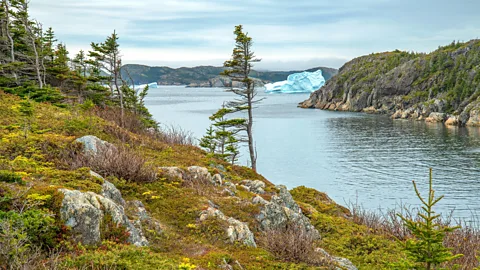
[90,171,126,207]
[300,40,480,127]
[199,207,257,247]
[159,166,223,186]
[316,248,358,270]
[75,135,115,155]
[240,180,266,194]
[60,162,149,246]
[253,185,320,239]
[59,188,148,246]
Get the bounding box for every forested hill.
[121,64,338,86]
[300,39,480,127]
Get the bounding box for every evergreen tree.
[42,27,56,63]
[0,0,19,84]
[88,30,125,126]
[72,50,87,77]
[200,105,242,164]
[221,25,262,171]
[199,126,217,155]
[397,168,463,269]
[19,97,33,138]
[47,43,70,87]
[11,0,45,88]
[225,133,240,165]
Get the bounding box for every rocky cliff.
[300,40,480,126]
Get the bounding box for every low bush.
[156,124,195,146]
[0,170,24,185]
[258,223,333,267]
[70,145,157,183]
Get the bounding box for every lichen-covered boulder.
[159,167,185,180]
[240,180,266,194]
[199,207,256,247]
[254,185,320,239]
[75,135,115,155]
[59,189,148,246]
[126,200,164,237]
[90,171,126,207]
[187,166,213,183]
[316,248,358,270]
[159,166,222,186]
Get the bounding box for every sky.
[30,0,480,71]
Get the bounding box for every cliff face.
[121,64,338,87]
[300,40,480,126]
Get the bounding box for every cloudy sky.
[30,0,480,70]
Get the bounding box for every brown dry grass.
[347,202,480,269]
[258,223,335,268]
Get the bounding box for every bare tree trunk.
[27,25,42,89]
[247,87,256,171]
[20,2,42,89]
[113,60,124,128]
[36,21,46,87]
[244,45,257,171]
[3,0,17,82]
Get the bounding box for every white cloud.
[29,0,480,70]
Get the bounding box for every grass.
[2,90,480,269]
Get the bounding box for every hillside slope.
[2,90,416,269]
[300,40,480,126]
[121,64,338,87]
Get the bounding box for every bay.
[146,86,480,221]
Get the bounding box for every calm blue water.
[146,86,480,220]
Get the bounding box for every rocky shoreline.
[299,40,480,127]
[300,96,480,127]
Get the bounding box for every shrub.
[396,169,463,269]
[70,145,157,183]
[94,106,152,134]
[0,170,24,184]
[0,209,59,269]
[100,214,130,244]
[0,209,58,248]
[157,124,195,146]
[0,219,42,269]
[258,223,332,267]
[64,118,90,135]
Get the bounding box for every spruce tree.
[19,97,33,139]
[199,126,217,155]
[397,168,463,269]
[88,30,125,126]
[222,25,261,171]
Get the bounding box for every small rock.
[159,167,185,180]
[212,174,223,186]
[75,135,115,155]
[252,195,269,205]
[240,180,266,194]
[425,112,446,122]
[316,248,357,270]
[199,207,256,247]
[391,110,403,119]
[445,116,459,126]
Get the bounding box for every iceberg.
[134,82,159,89]
[264,69,325,94]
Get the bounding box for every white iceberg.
[134,82,159,89]
[264,69,325,94]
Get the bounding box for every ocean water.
[146,86,480,221]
